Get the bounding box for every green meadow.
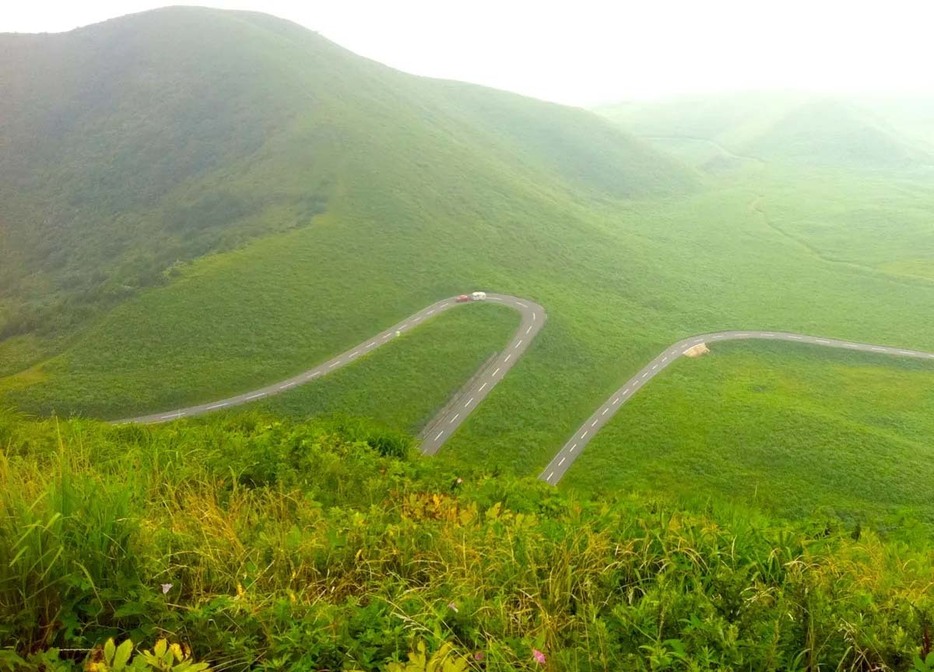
[4,169,934,490]
[562,340,934,528]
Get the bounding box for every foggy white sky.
[3,0,934,106]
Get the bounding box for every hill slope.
[3,411,934,669]
[2,9,933,511]
[0,7,694,367]
[597,92,933,171]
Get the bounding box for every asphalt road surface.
[119,294,546,460]
[118,298,934,483]
[538,330,934,484]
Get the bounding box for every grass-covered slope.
[597,92,933,172]
[741,99,929,170]
[4,172,934,483]
[563,340,934,528]
[0,7,692,366]
[2,9,933,509]
[2,412,933,670]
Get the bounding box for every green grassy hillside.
[0,7,692,372]
[597,92,933,172]
[2,9,933,539]
[563,341,934,529]
[3,412,933,670]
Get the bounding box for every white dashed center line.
[245,392,266,401]
[479,382,488,392]
[558,457,566,466]
[465,397,474,407]
[435,431,444,441]
[493,367,501,376]
[504,354,511,362]
[449,413,460,424]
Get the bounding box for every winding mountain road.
[539,330,934,484]
[120,294,546,446]
[120,295,934,484]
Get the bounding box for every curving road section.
[119,294,546,458]
[419,295,545,454]
[118,295,934,484]
[538,330,934,484]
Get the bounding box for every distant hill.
[596,92,933,172]
[0,7,695,360]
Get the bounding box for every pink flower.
[533,649,546,664]
[473,651,485,661]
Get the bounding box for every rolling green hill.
[0,6,694,372]
[597,92,933,172]
[2,8,934,539]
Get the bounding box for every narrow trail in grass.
[116,296,934,478]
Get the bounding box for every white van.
[471,291,487,301]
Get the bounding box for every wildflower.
[532,649,546,664]
[447,601,459,613]
[473,651,485,661]
[161,583,172,594]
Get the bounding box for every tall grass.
[2,411,933,669]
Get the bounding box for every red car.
[455,294,471,303]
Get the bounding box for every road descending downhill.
[118,296,934,482]
[538,331,934,484]
[118,294,547,455]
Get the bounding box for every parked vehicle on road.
[471,291,487,301]
[455,294,471,303]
